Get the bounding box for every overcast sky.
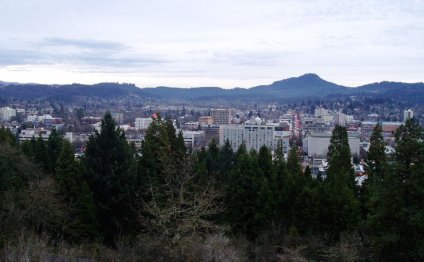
[0,0,423,88]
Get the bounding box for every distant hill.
[0,74,423,104]
[249,73,350,98]
[0,82,144,102]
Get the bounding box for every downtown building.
[0,107,16,122]
[303,132,360,157]
[135,117,153,130]
[211,108,232,125]
[219,124,289,154]
[403,109,414,122]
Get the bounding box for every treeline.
[0,113,423,261]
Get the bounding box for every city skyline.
[1,0,423,88]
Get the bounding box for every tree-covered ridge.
[0,118,423,260]
[1,74,424,103]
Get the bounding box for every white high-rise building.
[334,112,346,127]
[112,112,124,124]
[0,107,16,121]
[403,109,414,122]
[219,124,290,153]
[314,107,328,118]
[135,117,153,130]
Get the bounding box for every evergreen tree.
[287,145,302,177]
[367,123,386,181]
[20,137,36,158]
[282,145,311,230]
[304,165,311,177]
[367,119,424,260]
[34,136,50,173]
[83,112,136,243]
[47,128,63,174]
[258,145,273,182]
[206,139,220,179]
[195,147,208,183]
[218,139,234,182]
[327,126,352,180]
[56,140,98,242]
[272,140,290,225]
[360,123,387,220]
[137,115,168,190]
[138,115,187,202]
[225,144,272,239]
[0,127,17,147]
[318,125,358,237]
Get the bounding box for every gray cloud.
[211,50,282,66]
[42,37,127,51]
[0,37,170,70]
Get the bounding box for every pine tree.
[224,144,272,239]
[34,136,50,173]
[218,139,234,182]
[272,140,289,225]
[206,139,220,179]
[258,145,273,181]
[304,165,311,177]
[47,128,63,174]
[195,147,208,183]
[20,137,36,158]
[367,123,386,181]
[360,123,387,220]
[367,119,424,260]
[327,125,352,180]
[56,140,98,242]
[138,115,187,202]
[287,145,302,177]
[0,127,17,147]
[137,115,167,190]
[83,112,136,243]
[318,125,358,238]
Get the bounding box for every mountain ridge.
[1,74,423,103]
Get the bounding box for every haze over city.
[1,0,424,88]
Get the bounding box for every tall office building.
[112,112,124,124]
[0,107,16,121]
[404,109,414,122]
[211,108,232,125]
[334,112,346,127]
[219,124,289,153]
[314,107,328,118]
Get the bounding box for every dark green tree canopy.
[83,111,136,243]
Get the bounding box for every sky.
[0,0,423,88]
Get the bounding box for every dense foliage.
[1,118,424,260]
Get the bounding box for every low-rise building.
[184,121,199,131]
[135,117,153,131]
[381,122,403,133]
[303,132,360,157]
[182,130,206,150]
[19,128,51,141]
[198,116,213,127]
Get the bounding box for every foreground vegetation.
[1,114,423,261]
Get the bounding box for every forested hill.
[1,74,423,103]
[0,82,143,102]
